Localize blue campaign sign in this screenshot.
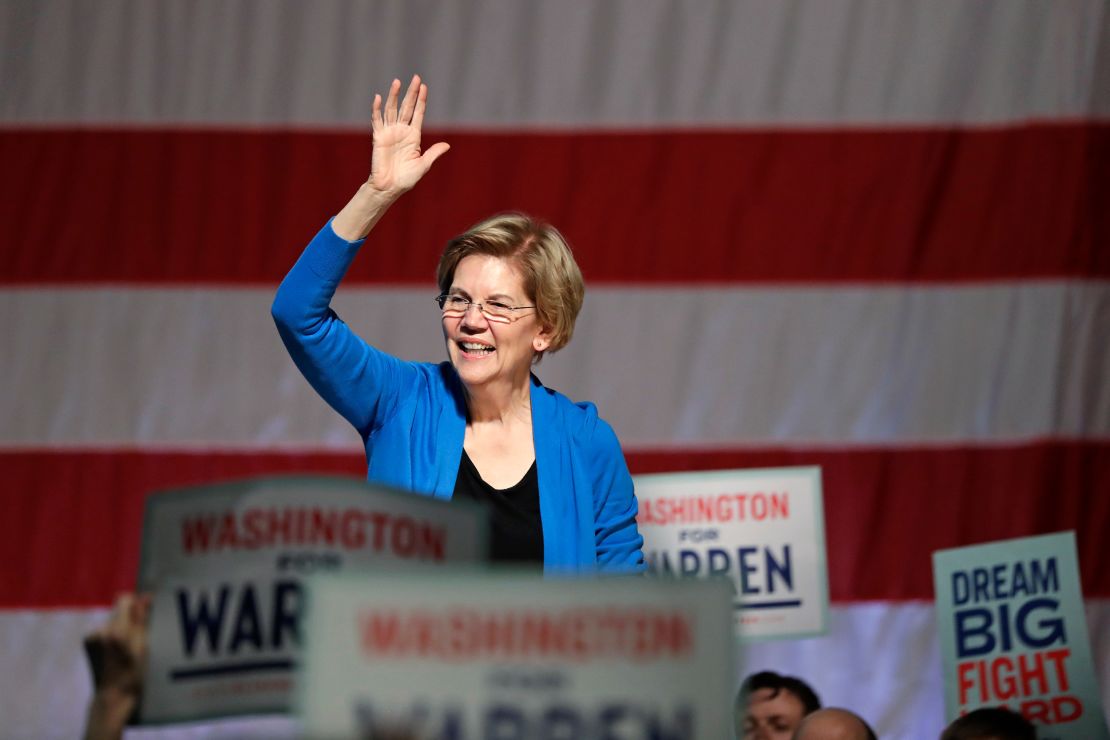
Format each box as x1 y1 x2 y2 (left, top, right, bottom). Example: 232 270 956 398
933 531 1109 739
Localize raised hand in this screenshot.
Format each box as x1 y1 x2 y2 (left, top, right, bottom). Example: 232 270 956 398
82 593 151 740
368 74 450 195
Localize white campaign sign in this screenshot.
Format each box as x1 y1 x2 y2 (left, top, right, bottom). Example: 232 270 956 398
298 572 735 739
635 466 828 641
136 476 485 725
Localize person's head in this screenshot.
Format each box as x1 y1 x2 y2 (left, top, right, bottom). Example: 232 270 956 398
939 707 1036 740
736 671 821 740
794 708 878 740
436 213 584 392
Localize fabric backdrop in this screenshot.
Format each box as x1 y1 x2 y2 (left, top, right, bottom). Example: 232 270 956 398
1 1 1108 737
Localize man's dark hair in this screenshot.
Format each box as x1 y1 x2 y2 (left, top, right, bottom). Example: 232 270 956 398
738 670 822 714
940 707 1036 740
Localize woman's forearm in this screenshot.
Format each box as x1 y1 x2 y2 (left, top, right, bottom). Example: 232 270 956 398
331 183 403 242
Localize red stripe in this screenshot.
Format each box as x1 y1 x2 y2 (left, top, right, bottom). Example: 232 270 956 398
1 124 1106 285
1 441 1106 607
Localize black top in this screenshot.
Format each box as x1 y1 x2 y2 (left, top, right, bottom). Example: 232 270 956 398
452 450 544 564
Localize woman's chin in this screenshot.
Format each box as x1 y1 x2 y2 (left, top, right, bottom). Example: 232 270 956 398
452 357 497 387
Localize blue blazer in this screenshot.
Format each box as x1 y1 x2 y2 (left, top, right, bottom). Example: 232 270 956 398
272 222 645 573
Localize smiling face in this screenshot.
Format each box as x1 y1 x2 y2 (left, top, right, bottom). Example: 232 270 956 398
441 254 551 394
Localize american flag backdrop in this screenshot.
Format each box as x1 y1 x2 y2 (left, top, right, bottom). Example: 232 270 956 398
1 1 1108 737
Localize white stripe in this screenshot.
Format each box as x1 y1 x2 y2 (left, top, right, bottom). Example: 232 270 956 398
1 0 1105 128
5 601 1108 739
2 281 1107 448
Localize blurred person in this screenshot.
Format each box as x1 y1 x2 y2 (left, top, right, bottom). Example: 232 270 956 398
939 707 1037 740
794 707 878 740
272 75 643 572
736 670 822 739
81 593 150 740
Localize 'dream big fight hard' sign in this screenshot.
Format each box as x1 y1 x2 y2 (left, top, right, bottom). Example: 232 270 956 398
933 532 1109 740
136 477 485 725
634 467 828 641
297 572 735 739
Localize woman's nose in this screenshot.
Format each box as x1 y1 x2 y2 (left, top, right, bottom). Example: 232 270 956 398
460 302 488 328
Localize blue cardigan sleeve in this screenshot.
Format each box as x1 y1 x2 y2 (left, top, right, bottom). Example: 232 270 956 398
271 221 419 439
585 415 646 573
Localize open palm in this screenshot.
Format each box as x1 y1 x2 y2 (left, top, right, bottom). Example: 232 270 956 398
369 75 450 193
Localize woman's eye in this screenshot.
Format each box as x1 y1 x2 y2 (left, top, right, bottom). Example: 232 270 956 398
447 296 469 307
487 301 511 311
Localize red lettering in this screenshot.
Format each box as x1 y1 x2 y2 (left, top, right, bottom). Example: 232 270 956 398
215 511 238 548
751 493 767 520
733 494 747 521
421 524 446 560
241 509 266 549
770 492 789 518
391 516 415 556
367 511 389 550
181 515 214 554
269 508 294 544
1021 699 1050 723
340 510 364 548
356 608 696 661
991 656 1018 700
957 662 976 705
1043 648 1070 692
359 611 401 655
309 508 338 546
1051 696 1082 722
1018 651 1049 695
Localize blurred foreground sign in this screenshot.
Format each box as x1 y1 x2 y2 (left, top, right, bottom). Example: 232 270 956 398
933 532 1109 739
298 572 735 739
136 476 484 725
635 466 828 641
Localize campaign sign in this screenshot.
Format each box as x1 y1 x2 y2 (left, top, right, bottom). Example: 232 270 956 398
634 466 828 641
136 476 485 725
933 531 1109 739
298 572 735 739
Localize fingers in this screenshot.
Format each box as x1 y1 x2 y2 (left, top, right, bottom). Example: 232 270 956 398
371 93 383 132
384 78 401 125
398 74 421 125
411 83 429 130
376 75 425 130
106 593 135 637
422 141 451 169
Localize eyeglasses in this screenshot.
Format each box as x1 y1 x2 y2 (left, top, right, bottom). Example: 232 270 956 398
435 294 535 324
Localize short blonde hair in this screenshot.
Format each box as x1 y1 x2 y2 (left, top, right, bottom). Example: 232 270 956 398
437 213 584 355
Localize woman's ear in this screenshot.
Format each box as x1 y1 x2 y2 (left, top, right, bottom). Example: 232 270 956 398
532 326 552 353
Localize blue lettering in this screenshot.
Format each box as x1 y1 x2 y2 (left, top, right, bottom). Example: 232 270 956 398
540 706 583 740
1031 557 1058 594
952 571 970 606
486 705 526 740
707 548 730 577
955 607 995 658
738 547 760 594
271 579 302 649
678 550 700 576
351 702 695 739
228 583 263 654
1015 597 1066 648
176 585 229 657
765 545 792 593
